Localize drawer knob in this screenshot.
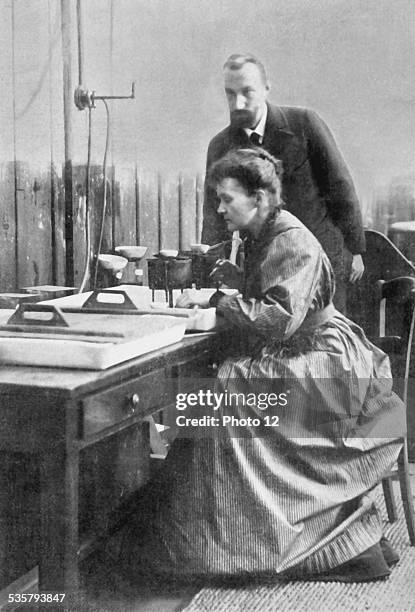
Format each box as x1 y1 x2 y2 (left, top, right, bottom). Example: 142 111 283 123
128 392 140 412
208 362 219 375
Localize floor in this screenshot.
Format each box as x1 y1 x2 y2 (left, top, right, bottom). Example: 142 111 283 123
77 464 415 612
79 551 199 612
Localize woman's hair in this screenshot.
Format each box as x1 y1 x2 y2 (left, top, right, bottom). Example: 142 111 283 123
208 148 283 207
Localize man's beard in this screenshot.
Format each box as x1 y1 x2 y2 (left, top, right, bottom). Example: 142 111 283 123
230 109 256 129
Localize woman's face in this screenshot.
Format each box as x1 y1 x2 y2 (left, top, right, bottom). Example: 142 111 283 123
216 178 257 232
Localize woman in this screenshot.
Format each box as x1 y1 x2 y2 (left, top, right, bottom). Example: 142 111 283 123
122 148 404 582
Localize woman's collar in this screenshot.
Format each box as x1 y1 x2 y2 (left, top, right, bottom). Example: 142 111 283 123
245 209 279 245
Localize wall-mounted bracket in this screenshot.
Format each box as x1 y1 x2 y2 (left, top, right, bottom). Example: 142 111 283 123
74 82 135 110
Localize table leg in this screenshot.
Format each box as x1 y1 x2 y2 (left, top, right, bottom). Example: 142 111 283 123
39 441 80 597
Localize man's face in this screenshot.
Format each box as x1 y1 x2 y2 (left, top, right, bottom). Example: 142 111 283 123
224 63 269 129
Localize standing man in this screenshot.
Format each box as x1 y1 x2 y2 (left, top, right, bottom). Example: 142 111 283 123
202 53 365 311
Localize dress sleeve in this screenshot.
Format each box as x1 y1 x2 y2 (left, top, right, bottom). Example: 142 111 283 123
215 228 324 340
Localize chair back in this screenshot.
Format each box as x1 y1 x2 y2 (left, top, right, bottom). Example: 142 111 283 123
348 229 415 337
375 277 415 406
377 276 415 545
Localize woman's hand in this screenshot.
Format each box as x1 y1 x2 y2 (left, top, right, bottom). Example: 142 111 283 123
175 289 210 309
210 259 243 290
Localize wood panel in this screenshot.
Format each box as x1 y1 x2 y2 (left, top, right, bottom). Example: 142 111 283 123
90 164 113 259
113 165 137 248
71 164 111 290
72 164 88 288
51 164 66 286
48 0 66 286
179 174 198 251
111 165 138 284
0 161 16 291
159 174 179 251
66 166 205 291
13 0 54 289
0 1 16 291
137 170 159 281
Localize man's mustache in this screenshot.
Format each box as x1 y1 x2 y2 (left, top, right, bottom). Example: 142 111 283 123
230 109 255 126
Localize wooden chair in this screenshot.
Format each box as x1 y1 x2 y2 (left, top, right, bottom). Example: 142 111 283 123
373 276 415 545
348 229 415 462
348 230 415 544
347 229 415 339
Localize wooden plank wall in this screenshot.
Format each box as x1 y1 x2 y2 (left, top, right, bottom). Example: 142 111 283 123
71 165 203 288
0 1 204 295
0 0 413 296
0 160 204 293
0 0 63 293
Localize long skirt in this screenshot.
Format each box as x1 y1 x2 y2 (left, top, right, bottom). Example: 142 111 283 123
121 314 404 578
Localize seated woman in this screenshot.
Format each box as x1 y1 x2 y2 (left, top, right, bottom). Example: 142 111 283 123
120 148 404 583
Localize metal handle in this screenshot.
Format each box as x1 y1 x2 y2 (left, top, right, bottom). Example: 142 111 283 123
82 289 137 311
6 303 69 327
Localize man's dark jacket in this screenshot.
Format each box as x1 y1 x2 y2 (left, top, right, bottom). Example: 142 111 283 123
201 103 365 287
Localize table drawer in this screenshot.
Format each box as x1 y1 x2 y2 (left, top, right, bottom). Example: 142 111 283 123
177 354 219 395
81 368 175 437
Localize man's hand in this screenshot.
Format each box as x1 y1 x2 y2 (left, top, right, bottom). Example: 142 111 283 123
210 259 243 289
349 254 364 283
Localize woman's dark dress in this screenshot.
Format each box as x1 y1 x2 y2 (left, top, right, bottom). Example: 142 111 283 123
122 211 404 578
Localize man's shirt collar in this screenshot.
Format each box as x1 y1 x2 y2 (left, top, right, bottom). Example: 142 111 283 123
245 104 268 144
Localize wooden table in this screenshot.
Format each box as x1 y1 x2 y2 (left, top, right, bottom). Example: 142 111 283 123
4 230 413 600
0 332 222 599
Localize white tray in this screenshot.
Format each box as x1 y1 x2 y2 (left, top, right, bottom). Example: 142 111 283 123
40 285 237 331
0 310 186 370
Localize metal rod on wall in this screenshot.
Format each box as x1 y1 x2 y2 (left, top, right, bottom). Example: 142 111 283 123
60 0 74 286
11 0 19 286
178 173 183 251
157 173 162 251
76 0 84 86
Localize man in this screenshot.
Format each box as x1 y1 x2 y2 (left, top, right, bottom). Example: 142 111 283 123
202 53 365 311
